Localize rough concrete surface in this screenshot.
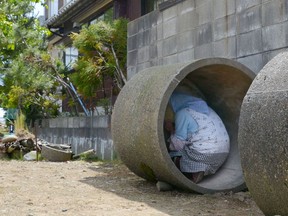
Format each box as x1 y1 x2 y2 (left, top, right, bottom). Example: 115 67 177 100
239 52 288 216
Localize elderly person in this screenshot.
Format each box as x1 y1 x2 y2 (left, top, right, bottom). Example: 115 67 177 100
165 91 230 183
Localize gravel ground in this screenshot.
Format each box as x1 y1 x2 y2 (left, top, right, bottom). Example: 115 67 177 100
0 160 264 216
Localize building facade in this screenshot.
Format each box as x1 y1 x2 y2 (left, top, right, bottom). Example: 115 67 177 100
44 0 180 69
43 0 171 114
39 0 171 158
127 0 288 79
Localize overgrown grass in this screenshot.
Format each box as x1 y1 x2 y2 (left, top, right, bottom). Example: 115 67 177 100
14 111 28 134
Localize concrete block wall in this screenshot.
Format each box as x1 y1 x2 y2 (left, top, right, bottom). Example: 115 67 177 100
37 116 114 161
127 0 288 79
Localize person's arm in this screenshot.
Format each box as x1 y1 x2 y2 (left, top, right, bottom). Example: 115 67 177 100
169 109 198 151
169 135 186 151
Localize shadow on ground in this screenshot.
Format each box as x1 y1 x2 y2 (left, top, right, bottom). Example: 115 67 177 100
79 161 263 216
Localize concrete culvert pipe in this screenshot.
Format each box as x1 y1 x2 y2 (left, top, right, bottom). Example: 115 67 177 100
238 52 288 215
112 58 255 194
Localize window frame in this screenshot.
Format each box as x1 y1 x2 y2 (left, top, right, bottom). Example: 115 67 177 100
48 0 59 18
64 46 78 69
158 0 185 11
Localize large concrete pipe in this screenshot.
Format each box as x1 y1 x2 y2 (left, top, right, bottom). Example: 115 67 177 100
238 52 288 215
112 58 255 194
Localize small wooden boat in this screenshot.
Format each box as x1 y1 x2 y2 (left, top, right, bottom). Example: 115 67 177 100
41 144 72 162
2 134 18 143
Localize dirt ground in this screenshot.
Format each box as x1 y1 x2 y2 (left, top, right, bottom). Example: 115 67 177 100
0 160 264 216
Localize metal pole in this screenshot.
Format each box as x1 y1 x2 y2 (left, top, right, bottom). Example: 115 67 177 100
68 81 90 116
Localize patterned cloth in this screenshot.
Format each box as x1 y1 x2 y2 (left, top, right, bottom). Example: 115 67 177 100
169 107 230 175
180 147 228 175
184 108 230 154
169 108 230 154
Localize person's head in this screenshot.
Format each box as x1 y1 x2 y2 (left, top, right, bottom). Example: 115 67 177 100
164 120 174 133
165 104 174 121
164 104 175 133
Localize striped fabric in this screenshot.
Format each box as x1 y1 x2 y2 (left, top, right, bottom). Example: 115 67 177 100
180 146 228 175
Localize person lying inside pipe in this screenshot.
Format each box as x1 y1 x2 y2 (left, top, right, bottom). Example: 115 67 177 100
164 91 230 183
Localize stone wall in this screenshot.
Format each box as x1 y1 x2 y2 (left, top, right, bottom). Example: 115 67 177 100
36 116 114 161
127 0 288 79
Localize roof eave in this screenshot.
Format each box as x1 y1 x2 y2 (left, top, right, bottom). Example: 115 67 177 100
44 0 96 27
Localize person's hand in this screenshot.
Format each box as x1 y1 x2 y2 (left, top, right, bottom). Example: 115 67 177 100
164 121 175 133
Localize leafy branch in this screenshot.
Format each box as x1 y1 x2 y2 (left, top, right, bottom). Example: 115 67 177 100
70 18 128 98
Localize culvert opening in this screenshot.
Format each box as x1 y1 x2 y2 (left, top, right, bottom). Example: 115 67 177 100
164 78 230 185
112 58 255 194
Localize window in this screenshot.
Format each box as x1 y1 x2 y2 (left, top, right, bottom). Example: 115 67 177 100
48 0 58 18
140 0 184 14
64 47 78 69
64 0 73 4
90 7 113 25
141 0 158 15
158 0 184 11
